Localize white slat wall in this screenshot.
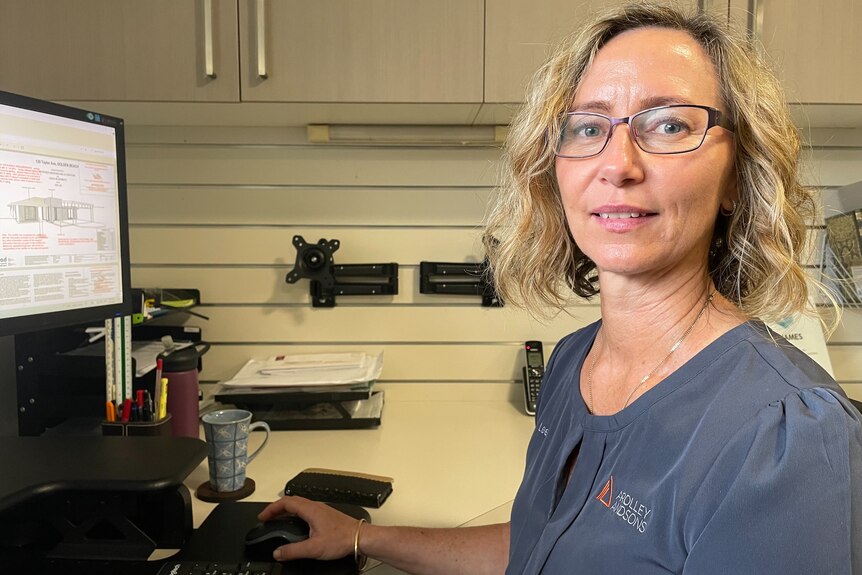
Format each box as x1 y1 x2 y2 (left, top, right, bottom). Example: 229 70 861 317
126 125 862 399
127 126 591 388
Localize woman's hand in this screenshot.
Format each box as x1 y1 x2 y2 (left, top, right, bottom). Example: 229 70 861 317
257 495 360 562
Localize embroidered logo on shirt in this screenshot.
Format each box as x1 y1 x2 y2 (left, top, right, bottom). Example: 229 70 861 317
597 476 652 534
596 476 613 507
536 421 550 437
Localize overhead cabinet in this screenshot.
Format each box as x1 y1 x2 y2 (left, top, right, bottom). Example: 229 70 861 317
733 0 862 104
2 0 857 109
0 0 241 102
0 0 483 105
238 0 484 103
484 0 721 104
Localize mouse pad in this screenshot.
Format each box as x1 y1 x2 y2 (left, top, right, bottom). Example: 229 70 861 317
179 501 370 575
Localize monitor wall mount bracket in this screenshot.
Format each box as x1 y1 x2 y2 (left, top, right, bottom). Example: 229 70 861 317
285 235 398 307
419 259 502 307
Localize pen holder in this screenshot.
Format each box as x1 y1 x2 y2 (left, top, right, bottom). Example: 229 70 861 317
102 414 173 437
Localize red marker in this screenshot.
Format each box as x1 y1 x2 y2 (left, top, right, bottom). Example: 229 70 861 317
121 398 132 422
155 358 163 386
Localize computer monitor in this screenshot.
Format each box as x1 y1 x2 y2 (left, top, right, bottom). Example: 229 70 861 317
0 91 132 435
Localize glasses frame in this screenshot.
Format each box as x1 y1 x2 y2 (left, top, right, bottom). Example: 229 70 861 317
554 104 735 159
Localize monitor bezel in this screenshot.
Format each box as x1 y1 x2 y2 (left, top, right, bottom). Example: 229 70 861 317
0 90 132 337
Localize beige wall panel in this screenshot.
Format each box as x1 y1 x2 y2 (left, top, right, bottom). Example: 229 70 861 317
828 346 862 382
131 266 494 306
130 227 487 265
126 126 310 145
840 383 862 402
190 306 598 344
124 142 851 190
126 145 502 187
805 149 862 188
128 186 491 225
199 343 561 383
826 308 862 344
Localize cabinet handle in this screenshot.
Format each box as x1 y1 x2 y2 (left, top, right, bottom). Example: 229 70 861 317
747 0 764 39
256 0 268 79
203 0 217 78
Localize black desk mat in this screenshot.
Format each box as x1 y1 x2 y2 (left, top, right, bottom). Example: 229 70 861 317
180 501 369 575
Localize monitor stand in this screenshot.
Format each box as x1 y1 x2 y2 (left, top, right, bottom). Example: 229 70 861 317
0 436 206 569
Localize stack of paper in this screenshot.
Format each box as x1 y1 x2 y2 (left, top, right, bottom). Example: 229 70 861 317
221 352 383 390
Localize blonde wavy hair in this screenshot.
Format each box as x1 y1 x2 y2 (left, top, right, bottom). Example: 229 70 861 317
485 2 832 325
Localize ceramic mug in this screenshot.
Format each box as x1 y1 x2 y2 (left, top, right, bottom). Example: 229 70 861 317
201 409 270 492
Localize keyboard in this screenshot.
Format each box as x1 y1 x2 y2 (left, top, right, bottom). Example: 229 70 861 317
156 560 282 575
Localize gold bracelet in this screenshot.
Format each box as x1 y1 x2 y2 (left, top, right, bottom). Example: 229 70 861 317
354 518 368 571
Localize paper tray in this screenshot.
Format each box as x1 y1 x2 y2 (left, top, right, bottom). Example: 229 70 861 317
213 382 373 407
242 391 385 431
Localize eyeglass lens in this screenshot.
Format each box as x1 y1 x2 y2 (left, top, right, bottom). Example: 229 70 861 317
556 105 714 158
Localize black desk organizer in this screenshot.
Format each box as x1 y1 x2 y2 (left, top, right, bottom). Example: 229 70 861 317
0 436 206 574
14 322 203 436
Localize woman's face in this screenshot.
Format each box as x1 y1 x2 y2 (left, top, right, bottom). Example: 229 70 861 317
555 27 736 283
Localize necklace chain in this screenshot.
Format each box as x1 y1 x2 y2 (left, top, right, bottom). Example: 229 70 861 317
587 291 715 414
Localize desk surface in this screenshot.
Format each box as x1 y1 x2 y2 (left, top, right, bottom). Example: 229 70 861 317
188 383 535 573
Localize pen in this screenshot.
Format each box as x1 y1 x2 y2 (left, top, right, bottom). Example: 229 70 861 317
143 391 153 422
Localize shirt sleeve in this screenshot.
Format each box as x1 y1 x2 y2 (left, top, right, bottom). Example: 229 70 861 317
682 387 862 575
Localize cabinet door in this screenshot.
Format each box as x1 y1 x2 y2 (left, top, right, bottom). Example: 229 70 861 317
755 0 862 104
238 0 484 103
485 0 717 104
0 0 239 102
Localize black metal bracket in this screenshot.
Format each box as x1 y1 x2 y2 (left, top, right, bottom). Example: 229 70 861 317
285 235 398 307
419 259 502 307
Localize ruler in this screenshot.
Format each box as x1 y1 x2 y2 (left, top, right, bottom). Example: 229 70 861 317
105 318 114 404
113 315 133 401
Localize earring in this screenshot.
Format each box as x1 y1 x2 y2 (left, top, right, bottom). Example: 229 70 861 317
720 200 736 217
709 235 725 258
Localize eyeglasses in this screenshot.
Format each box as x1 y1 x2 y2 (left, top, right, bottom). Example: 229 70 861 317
554 104 735 159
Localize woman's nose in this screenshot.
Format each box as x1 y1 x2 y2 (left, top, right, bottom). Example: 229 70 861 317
598 124 645 187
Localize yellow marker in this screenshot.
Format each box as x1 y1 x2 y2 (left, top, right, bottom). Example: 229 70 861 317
158 377 169 420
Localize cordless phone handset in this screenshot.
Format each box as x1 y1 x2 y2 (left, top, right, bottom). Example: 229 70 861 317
522 341 545 416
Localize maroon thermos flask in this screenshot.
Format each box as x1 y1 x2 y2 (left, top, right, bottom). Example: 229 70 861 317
160 343 210 438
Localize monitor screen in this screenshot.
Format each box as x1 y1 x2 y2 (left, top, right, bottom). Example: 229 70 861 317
0 91 131 336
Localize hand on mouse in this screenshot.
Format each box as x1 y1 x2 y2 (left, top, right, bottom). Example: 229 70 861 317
258 495 361 562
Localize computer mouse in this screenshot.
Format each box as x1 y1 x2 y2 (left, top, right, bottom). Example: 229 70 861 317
244 516 310 560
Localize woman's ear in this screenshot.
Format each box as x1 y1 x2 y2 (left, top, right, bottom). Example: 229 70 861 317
720 172 739 214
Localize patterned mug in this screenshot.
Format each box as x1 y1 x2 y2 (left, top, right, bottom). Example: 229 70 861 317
201 409 270 492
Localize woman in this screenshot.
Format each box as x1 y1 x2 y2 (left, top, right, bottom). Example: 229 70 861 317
259 3 862 573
